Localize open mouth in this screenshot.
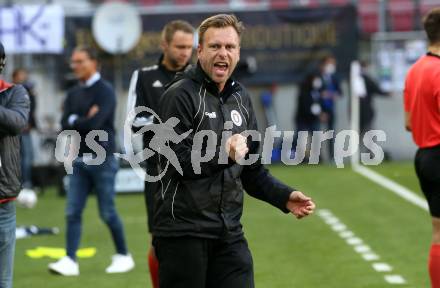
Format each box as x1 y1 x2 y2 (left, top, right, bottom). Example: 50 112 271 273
213 62 229 73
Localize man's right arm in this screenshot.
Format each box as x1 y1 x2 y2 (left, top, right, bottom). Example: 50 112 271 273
127 70 154 132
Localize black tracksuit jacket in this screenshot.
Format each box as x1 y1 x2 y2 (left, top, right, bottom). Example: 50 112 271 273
154 63 294 238
127 57 189 231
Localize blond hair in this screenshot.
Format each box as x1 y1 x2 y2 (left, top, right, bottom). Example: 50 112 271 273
198 14 244 44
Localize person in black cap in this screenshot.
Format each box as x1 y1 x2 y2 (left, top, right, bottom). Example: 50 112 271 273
0 42 30 288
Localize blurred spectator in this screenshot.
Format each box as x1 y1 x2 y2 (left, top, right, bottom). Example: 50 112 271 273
294 74 322 162
48 46 134 276
359 61 390 135
318 55 342 160
295 74 322 137
12 68 37 190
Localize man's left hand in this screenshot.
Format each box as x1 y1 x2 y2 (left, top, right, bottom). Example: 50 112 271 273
286 191 315 219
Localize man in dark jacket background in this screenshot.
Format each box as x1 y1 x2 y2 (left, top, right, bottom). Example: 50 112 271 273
0 42 30 288
358 60 390 135
153 14 316 288
126 20 194 288
318 55 342 161
49 46 134 276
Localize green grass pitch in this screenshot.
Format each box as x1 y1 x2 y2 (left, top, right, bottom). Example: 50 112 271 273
14 162 430 287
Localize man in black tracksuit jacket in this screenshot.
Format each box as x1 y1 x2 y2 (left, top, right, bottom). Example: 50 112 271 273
126 20 194 288
153 14 315 288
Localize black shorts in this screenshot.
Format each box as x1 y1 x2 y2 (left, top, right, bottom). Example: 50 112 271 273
415 145 440 217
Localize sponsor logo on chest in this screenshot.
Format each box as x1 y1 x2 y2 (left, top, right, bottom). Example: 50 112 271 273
152 80 163 88
205 111 217 119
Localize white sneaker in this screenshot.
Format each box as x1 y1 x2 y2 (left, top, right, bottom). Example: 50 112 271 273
105 254 135 273
48 256 79 276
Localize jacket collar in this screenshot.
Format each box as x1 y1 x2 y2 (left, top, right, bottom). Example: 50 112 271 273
427 51 440 60
158 54 190 74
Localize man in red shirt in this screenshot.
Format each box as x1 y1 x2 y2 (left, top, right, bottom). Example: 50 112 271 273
404 8 440 288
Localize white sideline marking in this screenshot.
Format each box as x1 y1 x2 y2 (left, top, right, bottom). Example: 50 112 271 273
373 263 393 272
318 209 407 285
385 275 407 284
331 223 347 232
362 253 380 261
339 231 354 238
346 237 363 245
353 165 428 211
325 217 340 225
354 245 371 253
318 209 332 217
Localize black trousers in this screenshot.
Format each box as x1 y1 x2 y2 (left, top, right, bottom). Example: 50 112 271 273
154 234 254 288
415 145 440 217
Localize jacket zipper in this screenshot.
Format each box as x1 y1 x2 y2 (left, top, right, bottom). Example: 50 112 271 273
218 96 227 232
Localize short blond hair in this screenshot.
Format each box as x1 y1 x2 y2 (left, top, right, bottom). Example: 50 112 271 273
198 14 244 45
161 20 194 44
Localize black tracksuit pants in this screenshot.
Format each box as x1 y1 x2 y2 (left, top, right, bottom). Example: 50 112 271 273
154 234 254 288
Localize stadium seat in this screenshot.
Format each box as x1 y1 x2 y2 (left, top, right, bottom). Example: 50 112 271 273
173 0 194 5
243 0 263 4
207 0 228 4
138 0 161 6
298 0 320 7
328 0 350 5
389 0 414 31
359 0 379 34
269 0 289 9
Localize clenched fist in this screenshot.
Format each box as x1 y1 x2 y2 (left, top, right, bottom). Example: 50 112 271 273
225 134 249 162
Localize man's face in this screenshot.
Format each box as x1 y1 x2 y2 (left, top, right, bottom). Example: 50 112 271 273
322 57 337 75
70 51 97 81
197 26 240 89
162 30 194 70
13 70 27 84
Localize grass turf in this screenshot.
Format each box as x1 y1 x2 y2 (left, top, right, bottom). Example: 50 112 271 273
14 162 430 287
